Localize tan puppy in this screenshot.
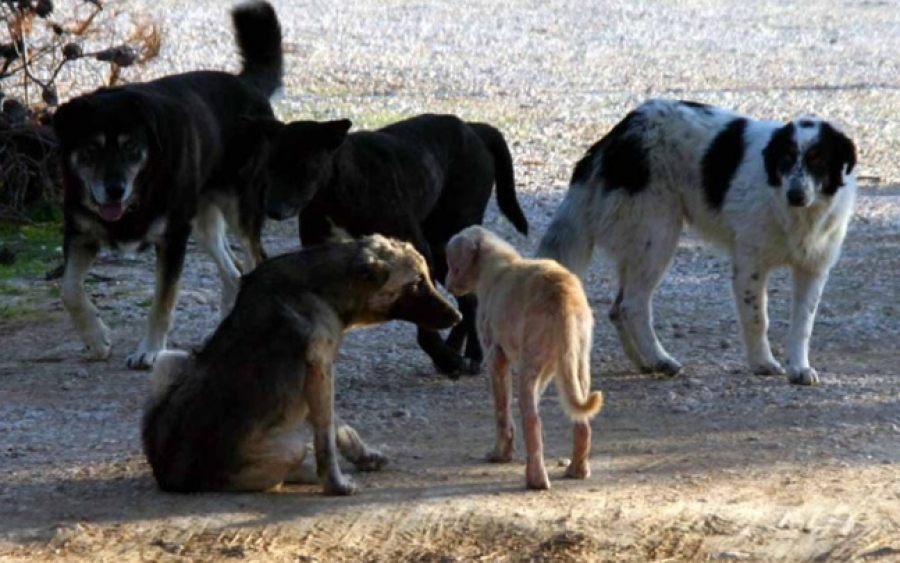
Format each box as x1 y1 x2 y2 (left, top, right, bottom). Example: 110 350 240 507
446 226 603 490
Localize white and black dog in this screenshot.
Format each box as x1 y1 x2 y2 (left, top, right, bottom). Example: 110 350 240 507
537 99 857 385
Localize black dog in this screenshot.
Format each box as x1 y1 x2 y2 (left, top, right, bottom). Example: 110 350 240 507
260 114 529 377
53 1 282 369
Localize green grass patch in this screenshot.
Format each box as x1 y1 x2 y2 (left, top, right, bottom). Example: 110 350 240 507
0 220 64 280
350 110 414 130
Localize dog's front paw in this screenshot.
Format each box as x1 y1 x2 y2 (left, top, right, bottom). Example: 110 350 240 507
787 367 819 386
352 450 389 472
126 341 164 370
642 358 683 377
564 460 591 480
752 361 786 376
434 355 482 380
526 462 551 491
486 446 514 463
82 317 112 359
323 475 357 496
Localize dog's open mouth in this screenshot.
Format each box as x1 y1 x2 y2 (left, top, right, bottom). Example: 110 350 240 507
98 202 127 222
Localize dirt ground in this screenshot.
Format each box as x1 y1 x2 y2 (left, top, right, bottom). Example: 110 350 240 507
2 0 900 561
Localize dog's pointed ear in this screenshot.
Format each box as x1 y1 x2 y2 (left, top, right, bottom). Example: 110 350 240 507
762 123 797 187
51 97 88 146
241 115 285 141
320 119 352 151
821 122 857 187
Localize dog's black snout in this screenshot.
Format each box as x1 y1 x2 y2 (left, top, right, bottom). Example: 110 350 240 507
106 182 127 202
786 189 807 207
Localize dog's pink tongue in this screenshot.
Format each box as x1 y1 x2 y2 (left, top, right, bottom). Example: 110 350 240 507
99 203 125 222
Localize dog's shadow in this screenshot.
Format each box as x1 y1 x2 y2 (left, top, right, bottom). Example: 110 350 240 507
1 466 528 541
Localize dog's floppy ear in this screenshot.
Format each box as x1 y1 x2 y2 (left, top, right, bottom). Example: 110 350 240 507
820 122 857 189
349 250 392 290
320 119 352 151
762 123 797 187
451 230 481 275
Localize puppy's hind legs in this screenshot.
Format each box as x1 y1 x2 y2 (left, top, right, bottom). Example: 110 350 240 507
518 366 550 490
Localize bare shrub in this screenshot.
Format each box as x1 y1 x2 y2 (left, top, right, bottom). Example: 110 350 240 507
0 0 163 221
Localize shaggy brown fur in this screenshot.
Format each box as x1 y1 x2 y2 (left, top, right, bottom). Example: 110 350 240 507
142 234 462 494
446 226 603 490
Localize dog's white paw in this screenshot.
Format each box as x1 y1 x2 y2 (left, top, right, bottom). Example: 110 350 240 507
564 460 591 480
787 367 819 386
526 462 551 490
752 361 786 376
126 341 164 370
81 317 112 359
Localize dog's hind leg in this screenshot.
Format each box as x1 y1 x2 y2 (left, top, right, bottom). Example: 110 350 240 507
608 286 646 369
784 267 828 386
61 237 111 359
335 420 389 472
519 362 551 490
609 216 683 377
230 426 308 492
281 419 388 484
194 204 243 317
127 228 190 370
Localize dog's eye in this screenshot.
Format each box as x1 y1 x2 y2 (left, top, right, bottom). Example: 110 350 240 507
121 139 140 156
780 151 797 170
806 150 824 168
80 144 101 162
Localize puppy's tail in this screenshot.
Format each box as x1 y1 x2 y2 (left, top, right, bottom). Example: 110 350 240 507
535 183 595 278
469 122 529 236
555 315 603 421
232 1 284 98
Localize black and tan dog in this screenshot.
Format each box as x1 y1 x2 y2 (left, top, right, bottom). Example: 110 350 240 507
142 234 462 493
259 114 529 377
52 1 282 369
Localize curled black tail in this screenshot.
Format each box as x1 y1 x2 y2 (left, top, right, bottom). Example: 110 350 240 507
469 122 529 235
232 1 283 98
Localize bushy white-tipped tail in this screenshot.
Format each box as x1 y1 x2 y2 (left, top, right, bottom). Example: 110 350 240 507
535 184 595 277
149 350 192 403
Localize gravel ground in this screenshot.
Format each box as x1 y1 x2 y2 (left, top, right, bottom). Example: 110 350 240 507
2 1 900 561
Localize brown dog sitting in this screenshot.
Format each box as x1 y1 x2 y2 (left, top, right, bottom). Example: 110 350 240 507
446 226 603 490
142 234 462 494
